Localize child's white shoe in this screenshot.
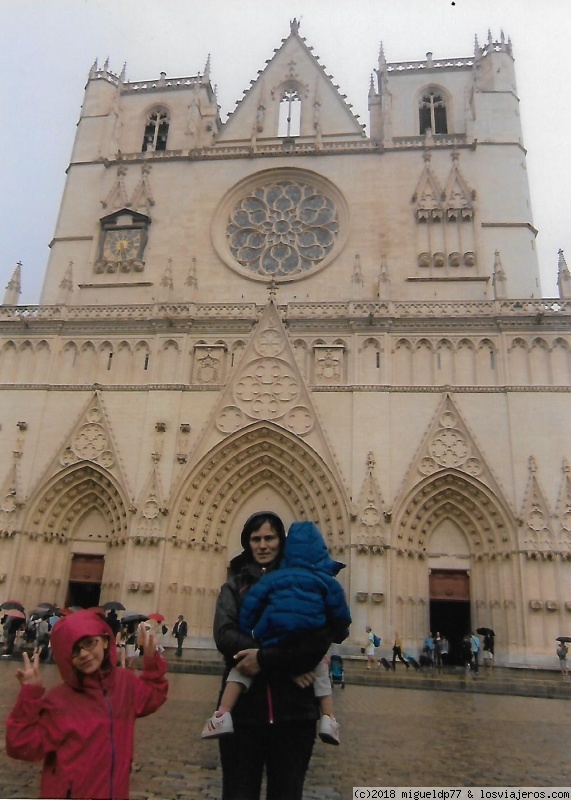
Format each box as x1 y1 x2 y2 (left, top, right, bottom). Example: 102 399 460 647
201 710 234 739
318 714 340 745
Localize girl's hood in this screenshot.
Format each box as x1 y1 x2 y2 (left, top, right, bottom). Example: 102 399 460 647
281 521 345 575
50 609 117 688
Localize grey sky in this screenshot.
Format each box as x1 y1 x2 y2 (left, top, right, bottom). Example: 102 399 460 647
2 0 570 302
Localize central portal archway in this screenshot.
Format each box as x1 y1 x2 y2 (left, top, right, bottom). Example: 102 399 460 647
429 568 470 665
166 421 351 637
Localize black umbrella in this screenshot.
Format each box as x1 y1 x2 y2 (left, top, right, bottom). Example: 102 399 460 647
0 600 25 612
476 627 495 636
120 612 149 624
102 601 125 611
556 636 571 643
32 606 55 618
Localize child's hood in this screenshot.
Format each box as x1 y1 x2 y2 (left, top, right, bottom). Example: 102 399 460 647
50 609 117 688
281 521 345 575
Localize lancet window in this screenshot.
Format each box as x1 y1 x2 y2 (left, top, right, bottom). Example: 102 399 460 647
142 109 170 152
278 89 302 137
419 91 448 135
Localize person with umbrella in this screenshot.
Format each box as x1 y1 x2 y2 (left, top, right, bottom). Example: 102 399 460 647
2 609 26 658
477 627 495 669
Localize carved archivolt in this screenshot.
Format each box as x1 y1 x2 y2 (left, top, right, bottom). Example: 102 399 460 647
170 421 349 554
394 471 514 557
23 464 129 544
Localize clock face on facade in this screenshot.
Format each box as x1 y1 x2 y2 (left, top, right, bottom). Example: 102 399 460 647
103 228 142 261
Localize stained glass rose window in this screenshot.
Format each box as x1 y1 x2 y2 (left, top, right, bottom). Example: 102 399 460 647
221 176 343 281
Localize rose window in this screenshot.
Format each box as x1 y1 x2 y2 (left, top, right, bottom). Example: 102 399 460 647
227 181 340 279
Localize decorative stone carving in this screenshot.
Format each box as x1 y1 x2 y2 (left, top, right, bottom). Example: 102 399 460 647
356 592 368 603
529 600 543 610
314 345 344 384
192 345 225 384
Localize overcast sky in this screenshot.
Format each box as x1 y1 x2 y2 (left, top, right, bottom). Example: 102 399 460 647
2 0 570 302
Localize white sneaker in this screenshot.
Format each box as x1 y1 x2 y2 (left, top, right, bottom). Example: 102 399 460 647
318 714 340 745
201 711 234 739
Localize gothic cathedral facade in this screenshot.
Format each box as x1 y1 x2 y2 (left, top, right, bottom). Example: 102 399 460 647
1 23 570 667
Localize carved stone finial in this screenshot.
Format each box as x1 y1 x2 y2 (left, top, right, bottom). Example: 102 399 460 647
492 250 507 299
160 258 174 289
352 254 364 287
3 262 22 306
267 279 278 301
185 256 198 289
367 451 376 472
290 18 300 35
529 455 537 473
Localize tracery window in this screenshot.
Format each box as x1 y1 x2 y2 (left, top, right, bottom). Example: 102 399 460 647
419 92 448 135
227 180 339 279
142 109 170 152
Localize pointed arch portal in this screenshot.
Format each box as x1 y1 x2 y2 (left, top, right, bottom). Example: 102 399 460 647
394 469 516 664
172 421 350 557
20 464 130 609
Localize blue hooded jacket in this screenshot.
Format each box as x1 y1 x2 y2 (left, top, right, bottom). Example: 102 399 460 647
239 521 351 646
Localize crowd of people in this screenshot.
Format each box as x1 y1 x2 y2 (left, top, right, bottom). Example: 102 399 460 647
362 628 496 673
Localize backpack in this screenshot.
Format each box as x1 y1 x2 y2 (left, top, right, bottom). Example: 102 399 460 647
372 633 381 647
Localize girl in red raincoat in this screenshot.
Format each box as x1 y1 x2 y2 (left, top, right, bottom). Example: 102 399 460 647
5 609 168 799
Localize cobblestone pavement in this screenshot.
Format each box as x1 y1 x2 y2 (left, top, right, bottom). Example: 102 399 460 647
0 663 570 799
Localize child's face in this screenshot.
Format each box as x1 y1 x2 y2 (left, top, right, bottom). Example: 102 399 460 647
71 635 109 674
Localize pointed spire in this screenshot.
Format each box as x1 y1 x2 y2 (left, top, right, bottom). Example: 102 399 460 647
369 73 376 97
160 258 174 290
103 57 110 72
492 250 507 299
3 262 22 306
119 62 126 83
89 58 98 79
185 257 198 290
377 255 390 300
557 248 571 299
204 54 211 81
379 42 386 67
352 254 364 288
474 34 480 58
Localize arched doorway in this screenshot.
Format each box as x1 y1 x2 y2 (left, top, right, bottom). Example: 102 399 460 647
19 464 130 609
429 568 470 665
393 470 518 663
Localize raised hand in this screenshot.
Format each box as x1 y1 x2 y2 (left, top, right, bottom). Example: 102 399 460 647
141 628 156 658
15 651 43 687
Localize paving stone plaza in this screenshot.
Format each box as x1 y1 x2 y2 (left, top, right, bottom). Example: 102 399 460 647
1 661 570 799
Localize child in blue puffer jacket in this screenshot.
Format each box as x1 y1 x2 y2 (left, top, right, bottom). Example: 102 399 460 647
202 520 351 745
